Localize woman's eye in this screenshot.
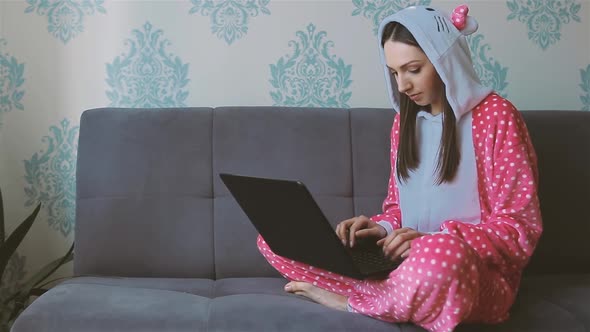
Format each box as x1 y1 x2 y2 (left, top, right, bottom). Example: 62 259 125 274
409 68 421 74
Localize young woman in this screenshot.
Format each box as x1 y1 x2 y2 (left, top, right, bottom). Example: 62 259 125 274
257 5 542 331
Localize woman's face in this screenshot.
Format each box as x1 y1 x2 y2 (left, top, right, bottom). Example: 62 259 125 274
383 40 444 114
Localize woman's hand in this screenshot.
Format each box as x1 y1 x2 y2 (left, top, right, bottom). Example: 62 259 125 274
376 227 426 261
335 215 387 248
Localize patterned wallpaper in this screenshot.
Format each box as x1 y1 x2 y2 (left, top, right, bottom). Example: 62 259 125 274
0 0 588 308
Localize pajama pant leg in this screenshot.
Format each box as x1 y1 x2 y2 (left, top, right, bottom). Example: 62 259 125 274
257 235 359 296
348 233 514 332
257 233 513 332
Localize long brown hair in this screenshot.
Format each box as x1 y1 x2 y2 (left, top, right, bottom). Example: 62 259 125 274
381 22 460 185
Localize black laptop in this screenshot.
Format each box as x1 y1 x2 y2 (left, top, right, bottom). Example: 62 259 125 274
219 173 399 279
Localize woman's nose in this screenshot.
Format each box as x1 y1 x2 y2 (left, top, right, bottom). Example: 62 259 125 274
396 75 411 93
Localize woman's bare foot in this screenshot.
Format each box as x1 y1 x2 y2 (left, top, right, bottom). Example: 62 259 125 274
284 281 348 311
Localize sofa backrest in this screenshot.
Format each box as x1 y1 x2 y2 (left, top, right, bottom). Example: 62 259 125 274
520 111 590 275
74 108 589 278
74 107 394 278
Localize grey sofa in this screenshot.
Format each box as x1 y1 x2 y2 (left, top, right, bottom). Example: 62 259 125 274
12 107 590 332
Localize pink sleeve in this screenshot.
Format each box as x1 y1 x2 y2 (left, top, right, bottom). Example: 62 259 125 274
441 95 543 271
370 114 402 231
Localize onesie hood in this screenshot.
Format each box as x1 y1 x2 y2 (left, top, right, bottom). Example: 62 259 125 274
377 5 492 120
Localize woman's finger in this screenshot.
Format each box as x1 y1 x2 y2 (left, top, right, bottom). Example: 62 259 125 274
400 247 411 259
349 217 372 248
384 239 408 261
336 218 355 245
391 240 411 260
354 227 381 240
336 222 346 239
382 229 412 258
377 227 409 246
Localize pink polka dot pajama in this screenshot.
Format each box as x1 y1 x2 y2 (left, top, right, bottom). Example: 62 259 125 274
257 93 542 332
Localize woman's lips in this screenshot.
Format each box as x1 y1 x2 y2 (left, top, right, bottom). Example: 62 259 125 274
409 93 421 101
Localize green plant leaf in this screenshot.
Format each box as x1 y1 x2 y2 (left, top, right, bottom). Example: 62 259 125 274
0 203 40 282
37 243 74 288
3 242 73 307
0 187 4 245
6 295 26 326
0 243 74 319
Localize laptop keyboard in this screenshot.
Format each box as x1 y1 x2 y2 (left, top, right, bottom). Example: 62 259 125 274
349 246 399 274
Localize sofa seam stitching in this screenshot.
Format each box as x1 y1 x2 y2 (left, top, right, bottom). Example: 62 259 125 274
211 107 216 281
55 282 208 297
206 281 216 332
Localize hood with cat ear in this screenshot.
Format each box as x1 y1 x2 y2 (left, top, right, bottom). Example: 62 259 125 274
377 5 492 120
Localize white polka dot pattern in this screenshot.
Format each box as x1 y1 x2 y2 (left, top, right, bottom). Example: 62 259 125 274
442 93 543 276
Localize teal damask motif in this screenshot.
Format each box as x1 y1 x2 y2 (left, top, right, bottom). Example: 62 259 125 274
24 118 78 237
24 0 106 44
581 65 590 111
106 22 190 108
189 0 270 45
467 34 509 97
506 0 581 50
351 0 431 35
269 24 352 108
0 39 25 125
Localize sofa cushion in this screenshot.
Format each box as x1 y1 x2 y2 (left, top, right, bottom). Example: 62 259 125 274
75 108 216 278
11 283 211 332
62 276 216 297
207 294 405 332
12 277 402 332
13 275 590 332
212 107 355 278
